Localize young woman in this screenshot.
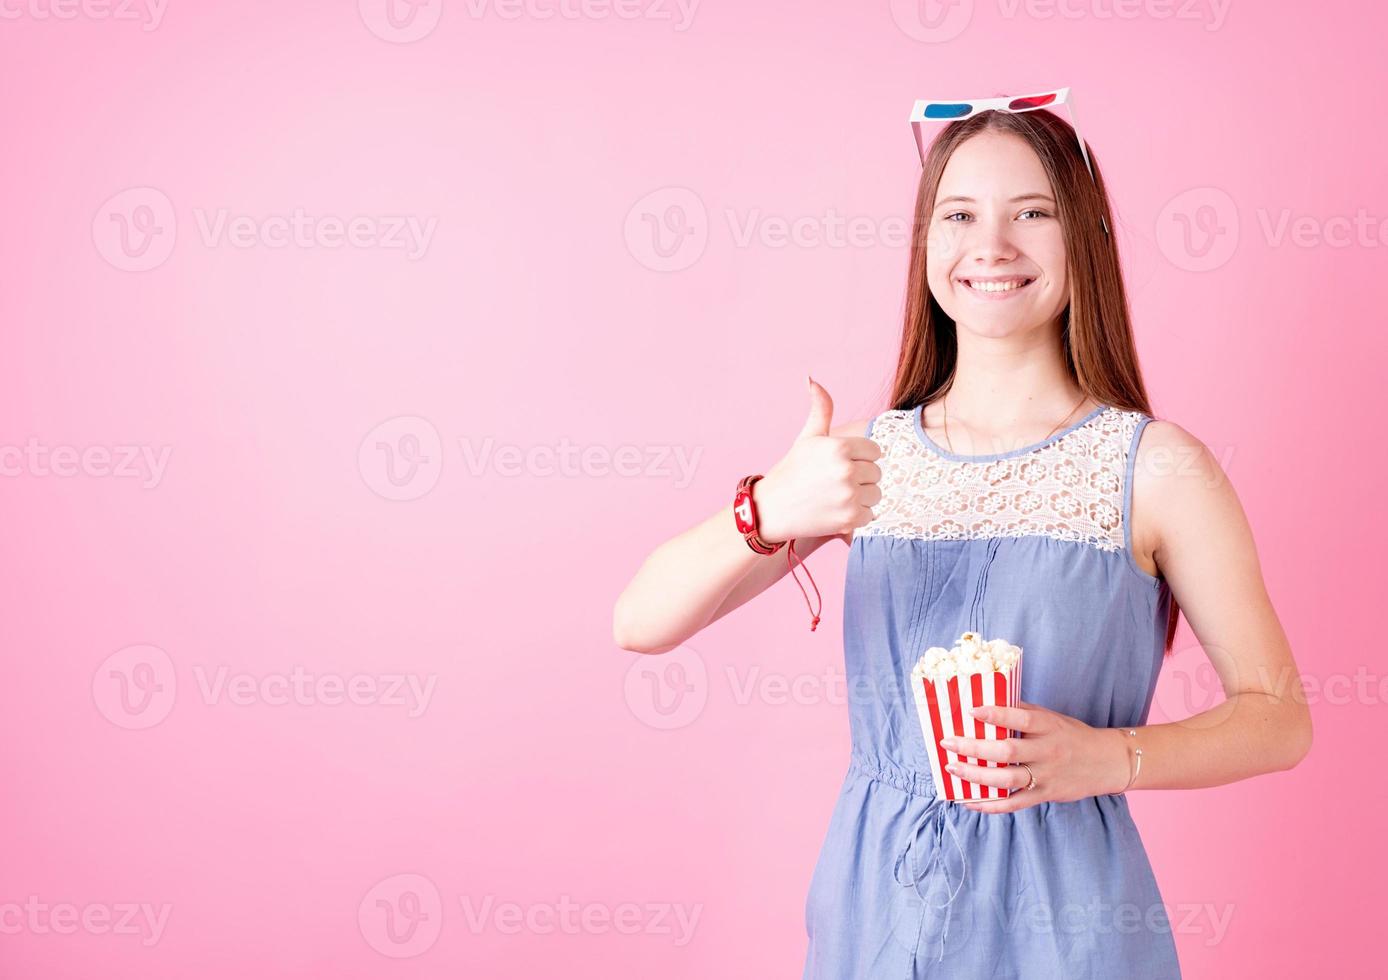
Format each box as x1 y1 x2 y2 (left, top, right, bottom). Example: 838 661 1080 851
613 101 1312 979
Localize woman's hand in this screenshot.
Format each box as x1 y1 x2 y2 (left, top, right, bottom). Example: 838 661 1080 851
754 377 884 544
938 701 1131 813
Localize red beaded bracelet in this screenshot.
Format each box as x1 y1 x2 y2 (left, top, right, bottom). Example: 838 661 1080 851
734 474 823 631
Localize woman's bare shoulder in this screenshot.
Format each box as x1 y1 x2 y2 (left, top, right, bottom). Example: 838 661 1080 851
1135 418 1231 491
1132 417 1245 571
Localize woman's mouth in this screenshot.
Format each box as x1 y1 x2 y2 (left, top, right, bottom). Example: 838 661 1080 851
959 277 1036 300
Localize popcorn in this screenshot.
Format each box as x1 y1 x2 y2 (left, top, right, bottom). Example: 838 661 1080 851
909 632 1024 801
911 632 1021 683
918 645 956 681
957 630 984 660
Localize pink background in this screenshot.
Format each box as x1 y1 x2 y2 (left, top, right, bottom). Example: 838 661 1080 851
0 1 1380 977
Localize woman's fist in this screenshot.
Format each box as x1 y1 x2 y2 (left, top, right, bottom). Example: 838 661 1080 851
754 377 884 544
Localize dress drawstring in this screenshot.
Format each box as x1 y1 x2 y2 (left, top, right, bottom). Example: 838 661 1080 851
892 797 967 975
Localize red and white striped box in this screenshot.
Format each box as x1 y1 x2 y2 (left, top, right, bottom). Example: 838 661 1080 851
910 633 1024 802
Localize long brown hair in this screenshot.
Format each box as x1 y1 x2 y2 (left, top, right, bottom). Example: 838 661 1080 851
887 105 1181 653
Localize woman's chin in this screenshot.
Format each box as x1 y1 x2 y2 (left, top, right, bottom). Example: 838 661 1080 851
950 315 1043 341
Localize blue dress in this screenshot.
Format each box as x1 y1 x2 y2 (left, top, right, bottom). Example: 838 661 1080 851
801 403 1182 980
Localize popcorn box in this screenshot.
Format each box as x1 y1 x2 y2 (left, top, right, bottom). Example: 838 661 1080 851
910 632 1024 802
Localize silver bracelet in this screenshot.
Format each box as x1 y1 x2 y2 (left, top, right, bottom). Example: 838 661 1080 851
1119 728 1143 793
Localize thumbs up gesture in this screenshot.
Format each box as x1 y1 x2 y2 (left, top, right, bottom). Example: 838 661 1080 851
753 377 884 545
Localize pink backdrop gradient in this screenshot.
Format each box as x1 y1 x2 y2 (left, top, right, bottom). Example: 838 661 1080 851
0 2 1381 977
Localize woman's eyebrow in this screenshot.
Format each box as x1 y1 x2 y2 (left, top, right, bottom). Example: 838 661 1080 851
934 194 1056 206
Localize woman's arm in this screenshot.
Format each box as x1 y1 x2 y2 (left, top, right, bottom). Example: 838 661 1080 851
610 510 846 656
1108 420 1314 789
613 380 881 655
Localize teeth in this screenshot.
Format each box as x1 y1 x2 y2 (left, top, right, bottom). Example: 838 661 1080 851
965 279 1031 293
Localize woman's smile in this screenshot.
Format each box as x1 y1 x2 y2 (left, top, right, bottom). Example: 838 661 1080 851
957 275 1038 300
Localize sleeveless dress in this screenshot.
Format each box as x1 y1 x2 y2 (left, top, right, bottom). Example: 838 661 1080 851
801 402 1181 980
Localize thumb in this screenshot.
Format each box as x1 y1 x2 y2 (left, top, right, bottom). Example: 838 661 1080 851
799 375 834 439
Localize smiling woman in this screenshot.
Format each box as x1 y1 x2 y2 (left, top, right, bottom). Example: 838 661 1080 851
613 90 1312 980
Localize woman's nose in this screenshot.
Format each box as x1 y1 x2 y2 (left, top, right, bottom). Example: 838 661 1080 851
967 219 1018 261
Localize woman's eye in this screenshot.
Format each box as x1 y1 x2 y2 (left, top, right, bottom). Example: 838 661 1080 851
942 212 969 222
1019 208 1049 220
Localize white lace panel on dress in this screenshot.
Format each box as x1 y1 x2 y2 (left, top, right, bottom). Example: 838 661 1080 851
855 407 1146 553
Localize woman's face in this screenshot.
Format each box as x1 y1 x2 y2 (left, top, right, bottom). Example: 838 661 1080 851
925 130 1070 340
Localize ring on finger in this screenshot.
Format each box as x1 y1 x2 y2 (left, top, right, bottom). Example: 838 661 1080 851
1017 762 1038 793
